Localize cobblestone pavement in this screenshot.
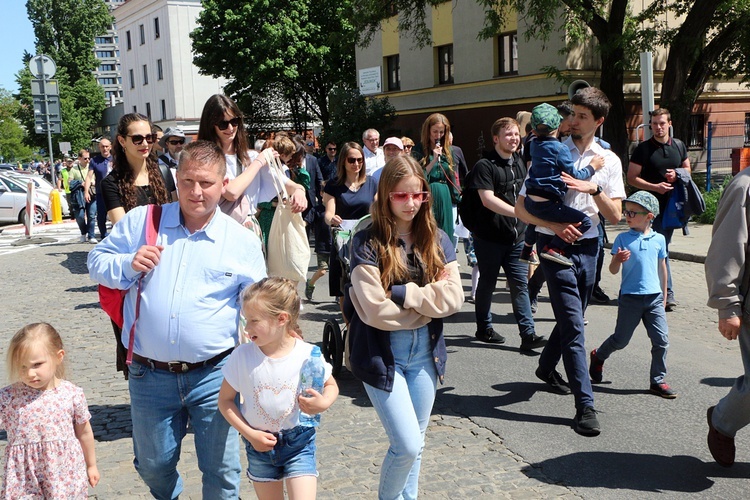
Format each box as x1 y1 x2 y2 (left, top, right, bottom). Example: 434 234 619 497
0 239 583 499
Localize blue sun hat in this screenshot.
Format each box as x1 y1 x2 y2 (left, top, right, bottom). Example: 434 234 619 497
624 190 659 217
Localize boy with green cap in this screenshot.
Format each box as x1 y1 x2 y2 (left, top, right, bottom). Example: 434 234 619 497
521 103 604 266
589 190 676 398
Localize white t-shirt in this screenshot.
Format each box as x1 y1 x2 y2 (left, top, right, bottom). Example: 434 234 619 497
222 339 333 433
225 153 288 213
520 137 625 239
363 146 384 177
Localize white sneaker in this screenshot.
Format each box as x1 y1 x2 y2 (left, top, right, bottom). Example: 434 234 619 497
88 238 98 244
79 235 87 243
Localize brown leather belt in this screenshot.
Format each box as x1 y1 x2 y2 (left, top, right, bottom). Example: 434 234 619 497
131 348 233 373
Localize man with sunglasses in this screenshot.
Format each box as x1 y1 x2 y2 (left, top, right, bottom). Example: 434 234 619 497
158 127 191 170
319 141 338 183
627 108 691 312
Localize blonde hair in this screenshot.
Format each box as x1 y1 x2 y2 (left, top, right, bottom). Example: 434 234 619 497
7 323 65 381
370 155 445 290
241 277 301 333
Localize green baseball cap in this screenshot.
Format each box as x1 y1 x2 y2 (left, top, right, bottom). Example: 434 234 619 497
531 103 562 132
624 190 660 217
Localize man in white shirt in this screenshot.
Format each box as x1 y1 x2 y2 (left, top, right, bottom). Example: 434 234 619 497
516 87 625 437
362 128 385 177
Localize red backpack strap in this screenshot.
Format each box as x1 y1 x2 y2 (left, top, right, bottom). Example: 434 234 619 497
126 204 163 365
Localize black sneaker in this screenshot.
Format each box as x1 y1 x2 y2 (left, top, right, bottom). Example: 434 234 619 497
590 286 610 304
574 406 601 436
475 327 506 344
589 349 604 383
666 291 677 312
520 334 547 351
535 366 572 395
649 382 677 399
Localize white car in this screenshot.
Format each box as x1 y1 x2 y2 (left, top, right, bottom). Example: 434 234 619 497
8 173 70 217
0 175 49 225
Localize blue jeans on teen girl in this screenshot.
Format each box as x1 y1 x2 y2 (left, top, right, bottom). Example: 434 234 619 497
363 325 438 500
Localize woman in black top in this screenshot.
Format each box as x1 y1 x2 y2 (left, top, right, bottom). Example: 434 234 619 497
100 113 176 226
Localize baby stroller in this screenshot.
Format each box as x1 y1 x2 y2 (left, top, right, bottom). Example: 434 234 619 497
322 215 372 376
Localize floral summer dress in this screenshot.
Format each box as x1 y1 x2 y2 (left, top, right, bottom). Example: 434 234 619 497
0 380 91 499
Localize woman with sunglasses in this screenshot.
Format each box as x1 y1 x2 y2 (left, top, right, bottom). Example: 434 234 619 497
346 155 463 500
411 114 462 241
197 95 306 227
101 113 177 226
322 142 378 303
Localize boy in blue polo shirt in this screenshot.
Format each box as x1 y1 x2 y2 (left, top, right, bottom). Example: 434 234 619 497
589 190 676 398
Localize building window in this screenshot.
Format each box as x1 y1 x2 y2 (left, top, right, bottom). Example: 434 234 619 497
99 63 116 72
95 36 113 44
386 55 400 91
129 69 134 89
126 30 131 50
161 99 167 121
133 106 137 113
157 59 163 80
437 45 454 85
687 114 705 150
98 77 117 85
498 32 518 76
105 91 118 100
744 113 750 147
145 102 151 120
95 50 115 58
142 65 148 85
139 24 145 45
154 17 160 39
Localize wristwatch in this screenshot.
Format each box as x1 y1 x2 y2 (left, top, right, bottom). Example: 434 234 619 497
592 184 603 197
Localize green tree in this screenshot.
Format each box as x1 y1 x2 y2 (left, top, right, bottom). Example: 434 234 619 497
0 88 34 162
353 0 750 162
322 85 397 147
191 0 359 132
19 0 111 153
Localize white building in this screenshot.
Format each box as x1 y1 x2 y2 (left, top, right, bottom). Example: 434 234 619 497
114 0 226 134
94 0 126 106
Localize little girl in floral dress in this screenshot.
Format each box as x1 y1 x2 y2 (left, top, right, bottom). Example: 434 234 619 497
0 322 99 498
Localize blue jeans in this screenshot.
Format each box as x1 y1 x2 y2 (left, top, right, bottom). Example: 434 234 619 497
713 318 750 437
363 326 437 500
243 425 317 481
652 214 674 292
74 199 96 239
473 236 535 338
537 233 597 410
128 357 241 500
596 293 669 384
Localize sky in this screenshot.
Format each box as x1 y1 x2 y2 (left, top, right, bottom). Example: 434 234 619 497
0 2 36 94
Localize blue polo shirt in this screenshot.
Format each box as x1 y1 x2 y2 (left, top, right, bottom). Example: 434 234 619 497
89 154 112 200
611 229 667 295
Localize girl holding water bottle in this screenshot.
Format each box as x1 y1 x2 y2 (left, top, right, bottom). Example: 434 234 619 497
218 277 339 499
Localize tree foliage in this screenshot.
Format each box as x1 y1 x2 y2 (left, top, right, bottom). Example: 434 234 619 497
191 0 359 133
18 0 111 154
0 88 33 162
353 0 750 162
321 85 397 147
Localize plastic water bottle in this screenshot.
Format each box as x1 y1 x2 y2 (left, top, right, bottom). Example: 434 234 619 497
298 346 325 426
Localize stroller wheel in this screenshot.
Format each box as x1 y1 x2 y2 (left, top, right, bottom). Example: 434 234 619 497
322 319 343 376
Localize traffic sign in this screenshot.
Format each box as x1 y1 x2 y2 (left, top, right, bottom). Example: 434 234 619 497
35 122 62 135
31 79 59 96
29 55 56 79
33 96 61 119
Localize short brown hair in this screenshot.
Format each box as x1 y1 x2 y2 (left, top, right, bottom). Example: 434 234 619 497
178 140 227 177
650 108 671 121
491 118 520 137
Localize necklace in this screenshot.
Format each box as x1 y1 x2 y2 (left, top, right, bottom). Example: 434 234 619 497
397 231 411 236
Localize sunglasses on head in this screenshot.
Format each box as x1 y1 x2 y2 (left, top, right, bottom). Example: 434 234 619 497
346 157 364 164
167 138 186 145
216 117 241 130
128 134 157 145
623 209 649 218
389 191 429 203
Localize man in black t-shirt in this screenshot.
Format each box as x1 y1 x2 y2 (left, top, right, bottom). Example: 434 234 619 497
466 117 546 351
627 108 691 311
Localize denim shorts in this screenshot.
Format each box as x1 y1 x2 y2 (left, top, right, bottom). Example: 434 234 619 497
244 425 318 482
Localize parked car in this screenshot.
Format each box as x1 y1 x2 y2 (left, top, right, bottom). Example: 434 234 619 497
0 175 48 225
0 164 18 171
8 173 70 217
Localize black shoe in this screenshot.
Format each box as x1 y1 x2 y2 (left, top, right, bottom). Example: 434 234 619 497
589 349 604 383
535 366 572 395
475 327 506 344
520 334 547 351
574 406 601 436
649 382 677 399
590 286 610 304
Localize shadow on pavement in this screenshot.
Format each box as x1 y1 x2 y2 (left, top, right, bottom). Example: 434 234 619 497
525 451 750 493
66 284 98 293
700 376 736 388
47 250 89 275
89 404 133 442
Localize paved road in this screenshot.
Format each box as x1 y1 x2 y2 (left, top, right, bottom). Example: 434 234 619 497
0 226 746 499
